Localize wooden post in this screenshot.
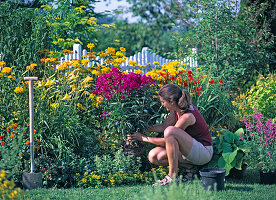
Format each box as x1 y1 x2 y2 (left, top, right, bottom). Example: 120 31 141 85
23 77 38 173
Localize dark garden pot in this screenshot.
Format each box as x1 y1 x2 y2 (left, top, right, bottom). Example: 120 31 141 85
259 170 276 185
199 168 226 191
228 164 247 179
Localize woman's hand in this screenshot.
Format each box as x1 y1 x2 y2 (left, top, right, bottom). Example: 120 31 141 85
130 132 146 142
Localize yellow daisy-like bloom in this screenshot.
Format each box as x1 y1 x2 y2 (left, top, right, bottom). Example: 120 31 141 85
26 63 37 71
135 70 143 75
203 75 207 77
81 59 90 66
87 43 95 49
8 75 16 80
128 60 137 67
0 61 6 67
115 58 125 64
1 67 12 73
61 94 71 101
116 51 124 57
105 47 116 55
96 96 104 103
120 47 126 52
101 67 110 75
92 70 101 76
196 68 200 71
153 61 159 65
0 73 3 77
14 86 24 93
58 64 67 71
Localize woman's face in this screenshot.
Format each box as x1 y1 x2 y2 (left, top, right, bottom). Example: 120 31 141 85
159 96 175 111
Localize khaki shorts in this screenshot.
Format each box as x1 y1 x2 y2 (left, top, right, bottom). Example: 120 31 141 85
181 138 213 165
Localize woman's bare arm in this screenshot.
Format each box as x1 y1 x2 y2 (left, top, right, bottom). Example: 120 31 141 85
146 111 176 133
131 132 166 146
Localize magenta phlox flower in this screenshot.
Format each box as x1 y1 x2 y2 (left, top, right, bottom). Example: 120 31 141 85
266 151 272 157
92 67 155 99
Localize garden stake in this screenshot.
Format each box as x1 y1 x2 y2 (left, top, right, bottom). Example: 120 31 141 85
22 77 42 190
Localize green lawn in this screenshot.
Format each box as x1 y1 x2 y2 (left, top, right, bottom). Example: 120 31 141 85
22 169 276 200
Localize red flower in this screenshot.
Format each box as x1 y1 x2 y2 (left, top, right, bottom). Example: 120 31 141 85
1 142 5 146
219 79 223 84
6 127 10 132
13 123 18 129
0 136 3 140
183 81 188 87
193 87 203 95
208 80 215 84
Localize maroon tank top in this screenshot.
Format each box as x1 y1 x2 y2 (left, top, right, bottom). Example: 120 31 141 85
175 105 212 146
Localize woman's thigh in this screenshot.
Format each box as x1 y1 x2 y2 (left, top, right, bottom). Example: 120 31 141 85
164 126 194 157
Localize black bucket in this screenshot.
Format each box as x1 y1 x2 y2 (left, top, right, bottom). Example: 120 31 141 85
199 168 226 191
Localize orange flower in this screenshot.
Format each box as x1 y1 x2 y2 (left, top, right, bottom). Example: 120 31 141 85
27 123 30 127
6 127 10 132
13 123 18 129
36 146 41 151
37 140 41 145
10 134 15 139
26 140 30 145
34 129 37 134
18 153 23 157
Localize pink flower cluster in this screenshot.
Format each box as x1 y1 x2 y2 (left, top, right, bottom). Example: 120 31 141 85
92 67 155 99
243 109 276 146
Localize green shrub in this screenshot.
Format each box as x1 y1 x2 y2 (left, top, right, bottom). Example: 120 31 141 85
232 74 276 120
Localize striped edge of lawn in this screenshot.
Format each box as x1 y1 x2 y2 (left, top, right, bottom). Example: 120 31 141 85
22 169 276 200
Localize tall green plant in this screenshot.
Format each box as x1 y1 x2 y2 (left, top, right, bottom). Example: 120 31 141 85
173 0 274 93
0 2 51 73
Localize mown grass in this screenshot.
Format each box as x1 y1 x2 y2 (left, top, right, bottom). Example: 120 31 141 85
22 169 276 200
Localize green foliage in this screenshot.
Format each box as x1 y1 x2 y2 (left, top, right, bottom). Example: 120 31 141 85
95 88 161 153
38 154 88 188
0 2 51 73
173 0 274 93
209 128 248 176
232 74 276 120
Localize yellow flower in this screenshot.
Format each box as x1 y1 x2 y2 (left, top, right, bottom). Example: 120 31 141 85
120 47 126 52
116 51 124 57
82 76 93 84
8 75 16 80
135 70 143 75
196 68 200 70
26 63 37 71
153 61 159 65
82 178 87 183
92 70 101 76
1 67 12 73
58 64 67 71
44 79 55 87
81 59 90 66
87 43 95 49
96 96 103 103
61 94 71 101
14 86 24 93
128 60 137 67
0 61 6 67
0 170 6 178
50 103 59 109
105 47 116 55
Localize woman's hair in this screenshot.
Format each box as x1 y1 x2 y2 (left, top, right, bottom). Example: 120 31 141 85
158 84 191 112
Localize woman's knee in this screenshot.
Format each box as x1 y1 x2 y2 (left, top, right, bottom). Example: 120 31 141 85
164 126 177 139
148 149 158 164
